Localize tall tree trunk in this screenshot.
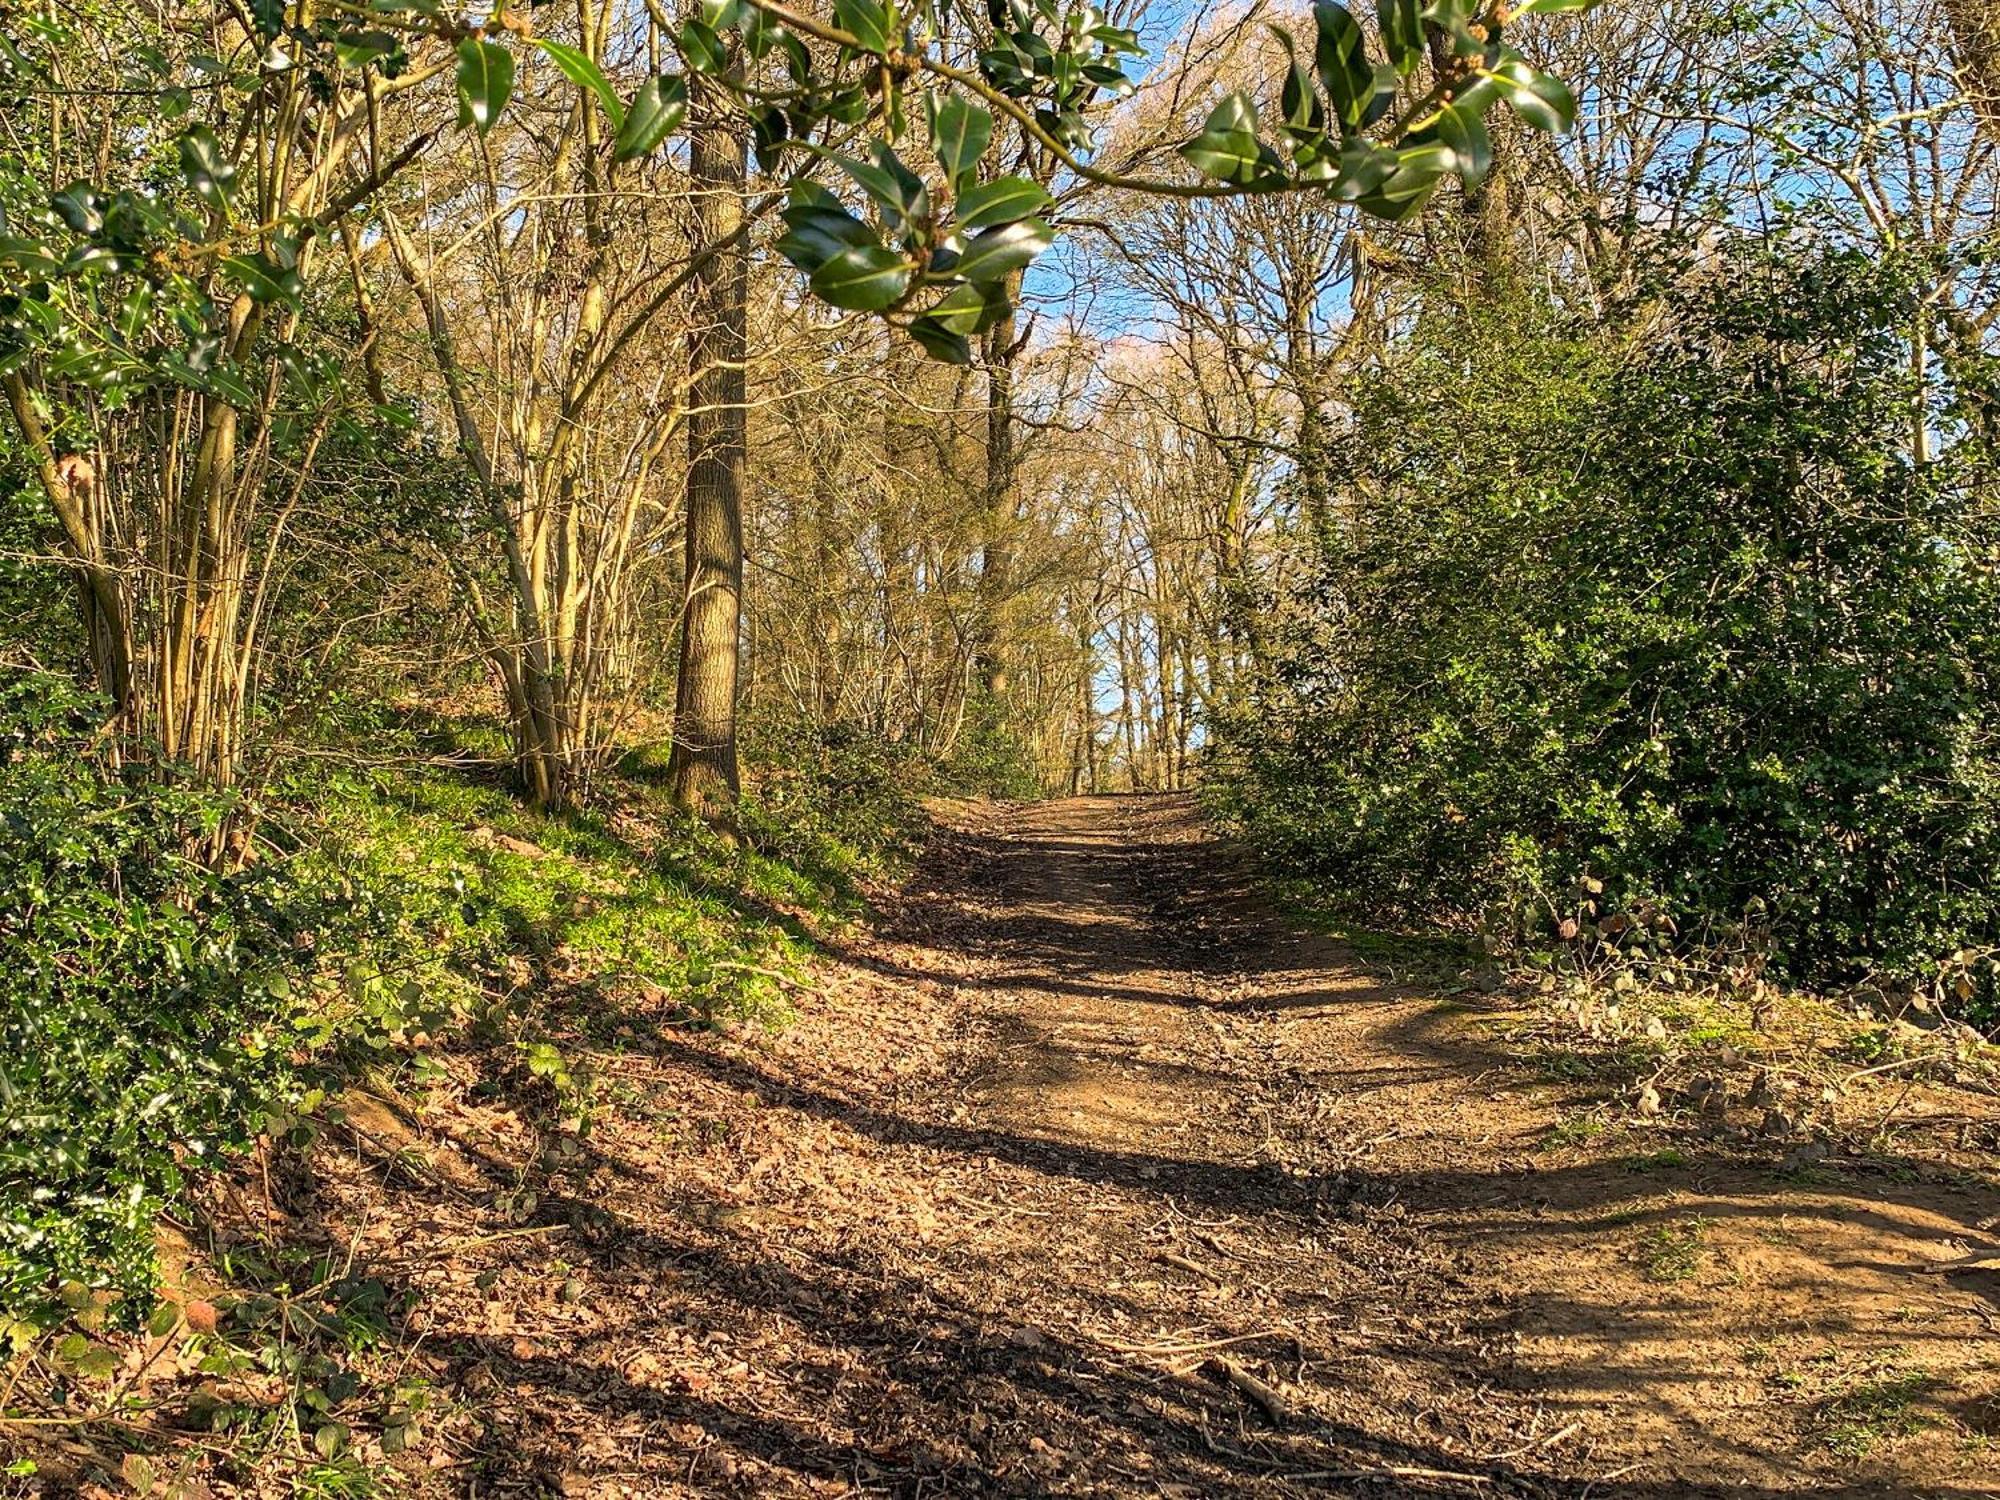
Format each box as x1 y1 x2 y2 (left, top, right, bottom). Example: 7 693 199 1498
973 278 1021 697
1426 23 1514 281
1073 612 1096 794
668 86 748 827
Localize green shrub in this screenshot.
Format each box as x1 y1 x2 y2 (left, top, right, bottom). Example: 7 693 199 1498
1213 247 2000 1022
933 692 1042 800
1 682 929 1317
740 714 929 876
0 678 406 1314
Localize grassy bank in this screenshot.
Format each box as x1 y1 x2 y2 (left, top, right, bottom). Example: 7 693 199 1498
1 684 921 1339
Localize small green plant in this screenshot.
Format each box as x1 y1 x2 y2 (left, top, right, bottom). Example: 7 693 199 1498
1623 1148 1690 1172
1813 1370 1934 1459
1637 1217 1711 1283
1 682 920 1323
1536 1112 1608 1152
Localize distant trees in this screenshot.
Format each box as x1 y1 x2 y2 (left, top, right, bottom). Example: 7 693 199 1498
0 0 1583 819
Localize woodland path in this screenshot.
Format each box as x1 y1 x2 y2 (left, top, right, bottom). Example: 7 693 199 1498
314 797 2000 1498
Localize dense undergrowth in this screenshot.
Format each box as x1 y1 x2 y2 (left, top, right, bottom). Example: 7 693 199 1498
1212 246 2000 1032
0 680 925 1333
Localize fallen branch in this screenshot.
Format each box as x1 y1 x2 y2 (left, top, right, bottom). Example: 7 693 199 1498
1287 1463 1492 1486
1916 1246 2000 1274
1090 1327 1287 1357
1207 1356 1289 1425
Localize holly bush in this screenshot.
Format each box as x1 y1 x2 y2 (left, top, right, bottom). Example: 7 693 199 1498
0 678 328 1312
1214 246 2000 1022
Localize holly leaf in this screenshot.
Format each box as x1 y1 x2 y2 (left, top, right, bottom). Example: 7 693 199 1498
614 74 686 160
924 279 1011 335
952 216 1053 283
1490 56 1576 132
907 316 971 363
222 252 303 309
1313 3 1374 131
1377 0 1424 74
834 0 894 53
1180 94 1283 186
680 17 726 72
809 242 911 310
930 94 992 195
333 28 401 69
841 147 930 240
535 39 623 131
0 235 63 277
52 181 106 236
1348 140 1452 220
952 175 1051 230
178 127 237 216
776 182 880 272
455 38 515 136
1431 98 1492 186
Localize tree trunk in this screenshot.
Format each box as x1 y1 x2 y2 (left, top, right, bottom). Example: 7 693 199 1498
667 87 748 827
3 375 135 718
973 279 1021 698
1947 0 2000 139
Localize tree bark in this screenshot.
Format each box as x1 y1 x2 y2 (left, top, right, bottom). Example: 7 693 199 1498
973 278 1022 698
1947 0 2000 139
668 86 748 827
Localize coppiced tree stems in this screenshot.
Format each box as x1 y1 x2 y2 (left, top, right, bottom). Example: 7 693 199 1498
2 373 134 721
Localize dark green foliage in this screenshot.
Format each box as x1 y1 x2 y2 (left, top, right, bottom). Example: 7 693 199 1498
937 693 1043 801
0 467 81 669
1 678 341 1313
1214 248 2000 1021
1 684 924 1320
739 717 928 878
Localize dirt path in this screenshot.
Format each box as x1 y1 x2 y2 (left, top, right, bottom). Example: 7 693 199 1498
817 795 1999 1497
249 796 2000 1497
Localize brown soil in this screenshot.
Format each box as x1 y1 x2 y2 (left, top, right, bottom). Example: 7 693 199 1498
22 795 2000 1497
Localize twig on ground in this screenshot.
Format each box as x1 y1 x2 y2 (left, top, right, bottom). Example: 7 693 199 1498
1208 1356 1290 1424
429 1222 572 1253
1155 1249 1226 1284
712 960 823 994
1090 1327 1288 1357
1579 1461 1648 1499
1840 1053 1945 1087
1479 1420 1581 1461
